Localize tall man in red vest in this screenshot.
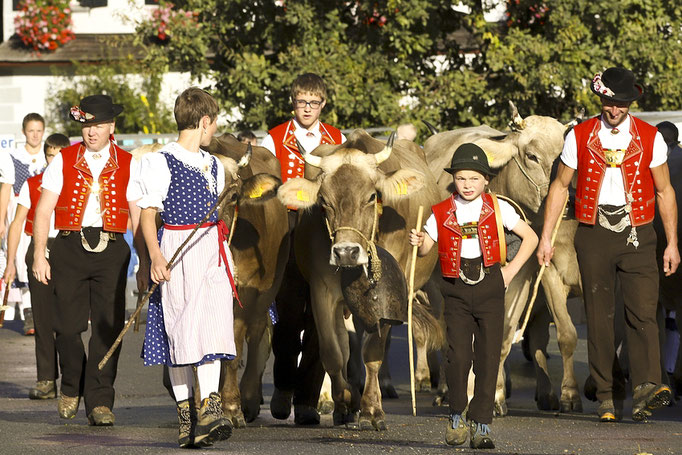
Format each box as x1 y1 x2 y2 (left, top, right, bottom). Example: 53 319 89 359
538 68 679 423
262 73 345 425
32 95 144 426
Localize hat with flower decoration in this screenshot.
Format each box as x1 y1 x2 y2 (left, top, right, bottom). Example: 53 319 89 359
591 67 643 104
69 94 123 124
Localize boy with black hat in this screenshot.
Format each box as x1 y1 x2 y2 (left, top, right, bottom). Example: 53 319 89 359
538 67 679 422
410 143 537 449
31 95 145 426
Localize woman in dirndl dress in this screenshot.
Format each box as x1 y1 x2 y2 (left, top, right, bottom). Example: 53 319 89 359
138 87 236 449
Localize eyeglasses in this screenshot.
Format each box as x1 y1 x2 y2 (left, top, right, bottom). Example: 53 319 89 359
294 99 323 109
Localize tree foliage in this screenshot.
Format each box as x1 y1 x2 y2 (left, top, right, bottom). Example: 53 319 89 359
131 0 682 133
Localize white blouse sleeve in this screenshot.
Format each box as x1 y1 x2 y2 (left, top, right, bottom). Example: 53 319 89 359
41 152 64 195
17 180 30 208
423 212 438 242
0 151 15 185
261 134 276 156
137 152 171 211
126 156 142 202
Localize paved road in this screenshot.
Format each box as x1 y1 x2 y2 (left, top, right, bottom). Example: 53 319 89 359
0 312 680 455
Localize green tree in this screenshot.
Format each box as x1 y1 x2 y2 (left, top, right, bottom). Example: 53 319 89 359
133 0 682 132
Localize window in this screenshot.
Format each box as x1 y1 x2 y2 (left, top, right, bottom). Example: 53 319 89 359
79 0 108 7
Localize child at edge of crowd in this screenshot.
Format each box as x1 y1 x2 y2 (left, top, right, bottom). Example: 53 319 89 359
3 133 70 399
409 143 538 450
137 87 236 448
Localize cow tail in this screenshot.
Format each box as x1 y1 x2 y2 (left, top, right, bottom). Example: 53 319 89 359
411 290 445 352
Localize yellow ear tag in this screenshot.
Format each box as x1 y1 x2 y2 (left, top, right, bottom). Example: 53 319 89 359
296 190 309 202
249 186 264 199
484 151 493 167
396 181 408 195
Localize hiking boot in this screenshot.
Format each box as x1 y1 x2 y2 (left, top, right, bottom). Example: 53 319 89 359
23 308 35 336
177 399 195 448
270 388 293 420
632 383 672 422
29 380 56 400
469 420 495 449
194 392 232 447
88 406 115 426
294 405 320 425
597 399 623 422
58 393 80 419
445 412 468 446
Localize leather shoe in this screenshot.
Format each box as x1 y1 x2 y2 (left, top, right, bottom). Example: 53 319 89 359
294 405 320 425
58 393 80 419
270 388 293 420
632 383 672 422
88 406 115 426
29 380 56 400
597 399 623 422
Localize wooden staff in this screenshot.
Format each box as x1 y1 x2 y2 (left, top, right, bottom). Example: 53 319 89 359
98 186 232 370
407 205 424 417
0 281 10 328
512 193 569 344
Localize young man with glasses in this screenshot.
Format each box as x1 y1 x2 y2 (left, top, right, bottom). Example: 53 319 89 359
262 73 345 426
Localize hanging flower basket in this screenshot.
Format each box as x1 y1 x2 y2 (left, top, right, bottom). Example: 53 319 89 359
138 1 197 44
14 0 75 52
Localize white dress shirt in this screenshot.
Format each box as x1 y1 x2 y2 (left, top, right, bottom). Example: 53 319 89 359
261 119 346 156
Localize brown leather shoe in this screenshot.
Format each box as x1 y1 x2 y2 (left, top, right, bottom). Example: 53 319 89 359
58 393 80 419
88 406 115 426
29 380 56 400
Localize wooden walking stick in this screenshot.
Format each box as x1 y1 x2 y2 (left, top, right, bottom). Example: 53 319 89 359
0 281 10 328
513 193 569 344
407 205 424 417
98 185 233 370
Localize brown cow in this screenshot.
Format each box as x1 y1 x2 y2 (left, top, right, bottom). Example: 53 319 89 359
423 104 584 415
278 130 442 429
205 134 290 427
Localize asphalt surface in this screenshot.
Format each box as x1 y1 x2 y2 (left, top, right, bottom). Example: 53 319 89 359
0 306 680 455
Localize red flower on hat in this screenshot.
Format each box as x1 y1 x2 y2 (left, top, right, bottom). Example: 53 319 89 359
70 106 95 123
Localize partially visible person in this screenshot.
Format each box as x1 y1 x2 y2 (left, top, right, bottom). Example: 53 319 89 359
237 130 258 146
3 133 68 399
538 67 678 423
32 95 145 426
261 73 345 425
410 143 538 449
0 113 47 333
139 87 235 448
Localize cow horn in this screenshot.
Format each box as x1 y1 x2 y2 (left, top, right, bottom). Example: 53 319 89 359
564 107 585 129
237 143 253 168
508 101 526 131
297 139 322 168
423 120 439 136
374 131 395 164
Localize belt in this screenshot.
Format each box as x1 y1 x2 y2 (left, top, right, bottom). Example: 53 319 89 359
163 221 242 307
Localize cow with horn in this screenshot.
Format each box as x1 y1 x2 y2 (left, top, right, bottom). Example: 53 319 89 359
277 130 443 430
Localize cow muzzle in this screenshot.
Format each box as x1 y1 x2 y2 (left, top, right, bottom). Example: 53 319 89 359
330 241 368 267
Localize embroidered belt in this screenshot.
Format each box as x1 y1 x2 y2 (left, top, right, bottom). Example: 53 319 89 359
603 149 626 167
460 222 478 239
164 221 243 307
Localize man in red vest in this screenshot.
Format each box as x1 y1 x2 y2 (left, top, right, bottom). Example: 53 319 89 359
538 67 679 422
31 95 144 426
262 73 344 425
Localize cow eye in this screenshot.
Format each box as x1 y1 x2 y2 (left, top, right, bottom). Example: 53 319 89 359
367 193 376 204
527 154 539 163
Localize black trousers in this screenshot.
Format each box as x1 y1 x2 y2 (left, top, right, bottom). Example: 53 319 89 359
271 211 324 408
50 228 130 414
442 263 505 425
25 238 58 382
574 222 661 402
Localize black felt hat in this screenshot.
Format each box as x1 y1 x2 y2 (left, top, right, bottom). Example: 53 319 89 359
590 67 643 103
444 143 495 176
69 94 123 124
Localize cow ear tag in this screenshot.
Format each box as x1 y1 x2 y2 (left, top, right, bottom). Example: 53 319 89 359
249 186 264 199
296 190 310 202
484 151 494 166
395 181 408 195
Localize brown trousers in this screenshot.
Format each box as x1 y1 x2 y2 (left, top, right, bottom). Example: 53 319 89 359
442 262 505 424
574 221 661 402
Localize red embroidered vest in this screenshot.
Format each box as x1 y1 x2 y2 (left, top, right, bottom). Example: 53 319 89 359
574 116 658 226
269 120 343 184
24 173 43 236
54 142 132 233
431 193 502 279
